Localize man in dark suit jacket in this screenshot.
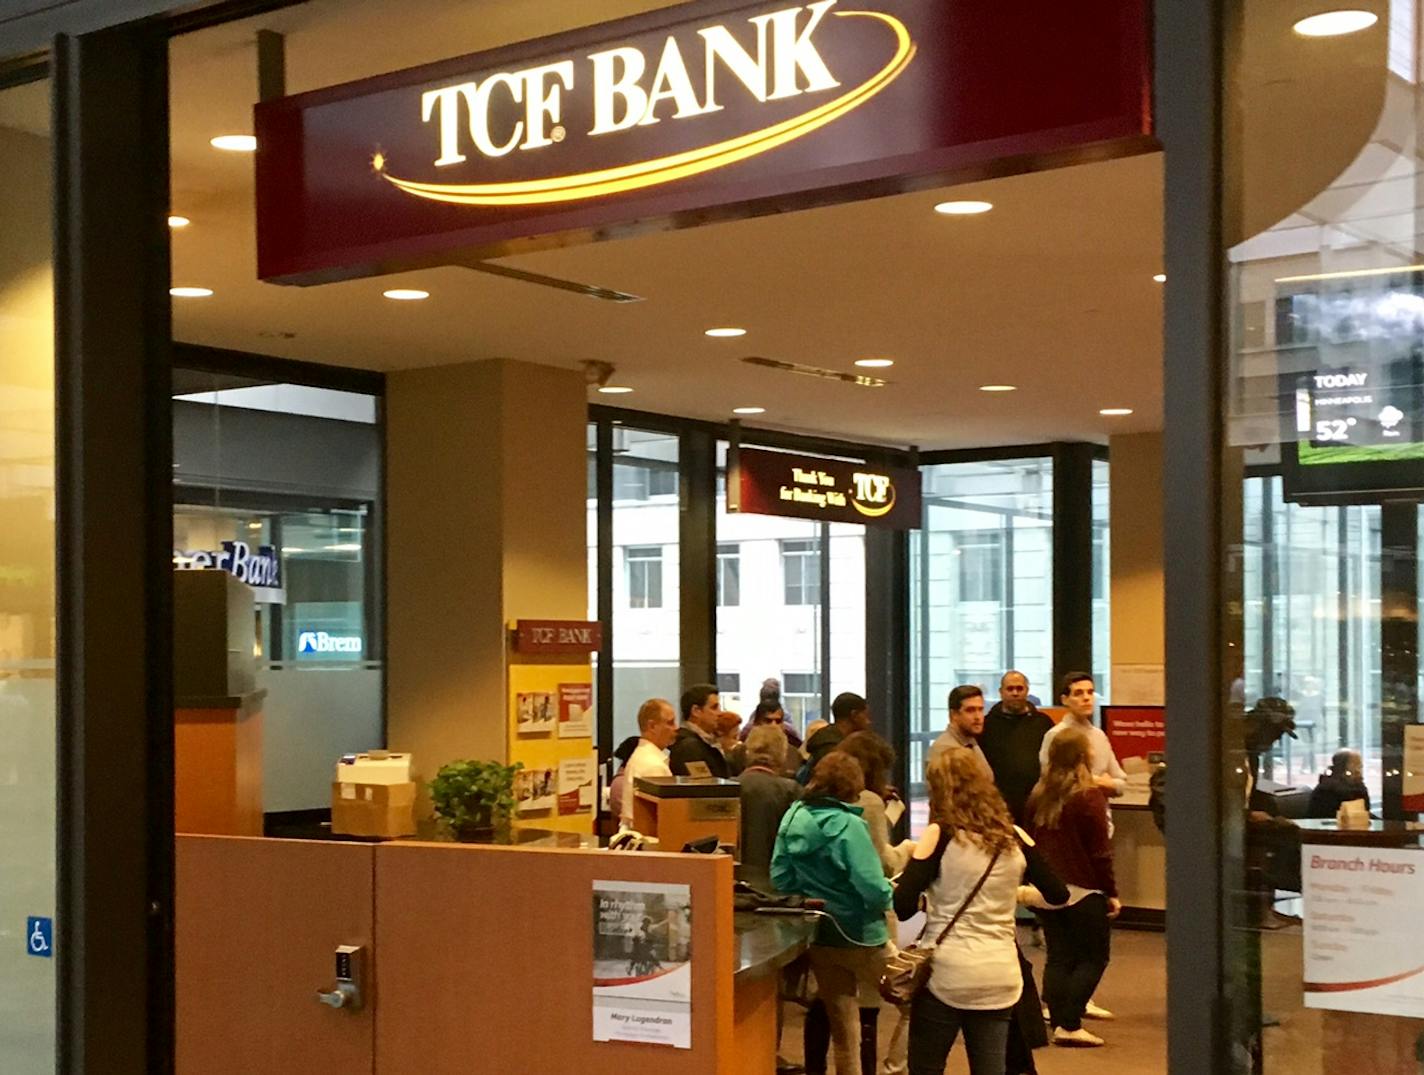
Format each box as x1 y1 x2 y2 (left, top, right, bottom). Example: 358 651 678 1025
668 683 731 778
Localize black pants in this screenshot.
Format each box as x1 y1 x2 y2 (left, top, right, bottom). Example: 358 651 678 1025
1038 895 1111 1032
906 990 1011 1075
803 1000 877 1074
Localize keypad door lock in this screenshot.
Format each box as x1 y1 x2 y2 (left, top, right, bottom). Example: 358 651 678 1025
316 945 365 1012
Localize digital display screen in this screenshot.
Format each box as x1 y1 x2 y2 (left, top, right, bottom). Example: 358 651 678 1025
1295 359 1424 464
1278 280 1424 502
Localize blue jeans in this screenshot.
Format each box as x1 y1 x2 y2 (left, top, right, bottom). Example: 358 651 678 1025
907 990 1011 1075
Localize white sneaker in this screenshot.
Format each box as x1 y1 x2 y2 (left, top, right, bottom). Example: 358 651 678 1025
1053 1027 1105 1048
1041 1005 1051 1023
1084 1000 1116 1021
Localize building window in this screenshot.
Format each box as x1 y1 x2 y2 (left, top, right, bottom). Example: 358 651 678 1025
612 462 678 501
782 671 822 732
625 545 664 609
957 532 1005 603
717 543 741 607
781 538 822 606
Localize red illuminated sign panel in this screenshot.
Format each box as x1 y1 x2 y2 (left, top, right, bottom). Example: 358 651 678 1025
732 447 921 529
255 0 1152 284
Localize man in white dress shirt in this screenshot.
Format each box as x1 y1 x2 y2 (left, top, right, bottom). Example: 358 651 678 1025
621 698 678 829
1039 672 1126 796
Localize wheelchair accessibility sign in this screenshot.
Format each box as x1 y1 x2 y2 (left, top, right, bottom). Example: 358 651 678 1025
26 917 52 958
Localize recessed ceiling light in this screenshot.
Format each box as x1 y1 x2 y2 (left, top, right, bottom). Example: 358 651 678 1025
1100 408 1134 416
597 386 635 395
979 384 1017 393
855 358 895 368
169 286 213 298
1293 10 1378 37
383 289 430 301
732 407 766 415
168 215 191 229
934 200 993 216
705 327 747 338
1153 273 1167 283
210 134 257 152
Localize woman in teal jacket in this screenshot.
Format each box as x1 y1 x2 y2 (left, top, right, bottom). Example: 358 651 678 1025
772 751 893 1075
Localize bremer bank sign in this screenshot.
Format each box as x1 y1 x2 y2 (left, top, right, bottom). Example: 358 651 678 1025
255 0 1151 284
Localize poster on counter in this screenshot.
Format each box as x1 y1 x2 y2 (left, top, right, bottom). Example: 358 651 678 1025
592 881 692 1049
1304 847 1424 1017
558 755 597 815
1403 725 1424 811
514 766 556 813
516 691 555 735
558 682 594 739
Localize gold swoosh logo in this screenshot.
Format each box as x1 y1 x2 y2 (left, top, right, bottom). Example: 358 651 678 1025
853 485 896 518
378 10 915 207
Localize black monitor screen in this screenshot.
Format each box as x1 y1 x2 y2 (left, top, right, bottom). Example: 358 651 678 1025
1278 279 1424 503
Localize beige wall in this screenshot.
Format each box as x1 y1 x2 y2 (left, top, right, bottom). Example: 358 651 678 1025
385 359 587 782
1109 431 1165 702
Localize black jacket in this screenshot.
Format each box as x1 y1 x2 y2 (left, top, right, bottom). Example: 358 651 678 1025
668 726 731 778
978 703 1055 824
739 768 802 874
802 723 848 776
1309 774 1371 819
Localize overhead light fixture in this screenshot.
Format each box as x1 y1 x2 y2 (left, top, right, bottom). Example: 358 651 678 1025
732 406 766 415
1293 10 1378 37
325 543 362 552
597 386 635 395
210 134 257 152
855 358 895 368
168 215 191 229
1275 263 1424 284
705 327 747 338
1153 273 1167 283
979 384 1017 393
1100 407 1134 416
281 547 306 554
169 286 213 298
383 288 430 301
934 200 993 216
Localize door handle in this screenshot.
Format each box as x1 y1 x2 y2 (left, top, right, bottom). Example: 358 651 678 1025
316 945 366 1012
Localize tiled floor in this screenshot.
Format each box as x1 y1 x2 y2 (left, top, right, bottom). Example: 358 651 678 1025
779 926 1167 1074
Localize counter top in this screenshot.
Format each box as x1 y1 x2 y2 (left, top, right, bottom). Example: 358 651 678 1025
1297 818 1424 846
634 775 741 798
733 911 815 982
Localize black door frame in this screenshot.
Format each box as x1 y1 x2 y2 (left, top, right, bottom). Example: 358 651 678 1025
54 22 175 1074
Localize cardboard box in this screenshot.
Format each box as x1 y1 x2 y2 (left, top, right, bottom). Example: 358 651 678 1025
331 780 417 838
334 752 412 785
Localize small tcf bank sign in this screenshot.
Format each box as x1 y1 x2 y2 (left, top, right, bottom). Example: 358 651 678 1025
514 620 603 655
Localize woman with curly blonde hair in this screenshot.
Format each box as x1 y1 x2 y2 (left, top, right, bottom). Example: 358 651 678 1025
892 750 1065 1075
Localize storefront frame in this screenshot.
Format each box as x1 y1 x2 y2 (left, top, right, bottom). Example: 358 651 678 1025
2 0 1216 1070
1157 0 1231 1069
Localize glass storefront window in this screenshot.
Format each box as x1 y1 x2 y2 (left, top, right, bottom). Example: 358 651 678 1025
0 72 55 1072
172 377 382 814
909 457 1055 791
1093 457 1112 701
1222 3 1424 1067
712 442 867 731
599 428 680 746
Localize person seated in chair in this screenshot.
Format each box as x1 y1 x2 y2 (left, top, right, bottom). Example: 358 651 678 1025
1308 749 1371 819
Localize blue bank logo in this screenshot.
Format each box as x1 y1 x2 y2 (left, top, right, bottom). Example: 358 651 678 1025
298 631 363 656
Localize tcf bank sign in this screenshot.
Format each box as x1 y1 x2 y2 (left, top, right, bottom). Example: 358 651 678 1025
256 0 1151 283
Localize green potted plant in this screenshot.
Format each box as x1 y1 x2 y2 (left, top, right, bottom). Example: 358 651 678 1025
428 758 522 839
